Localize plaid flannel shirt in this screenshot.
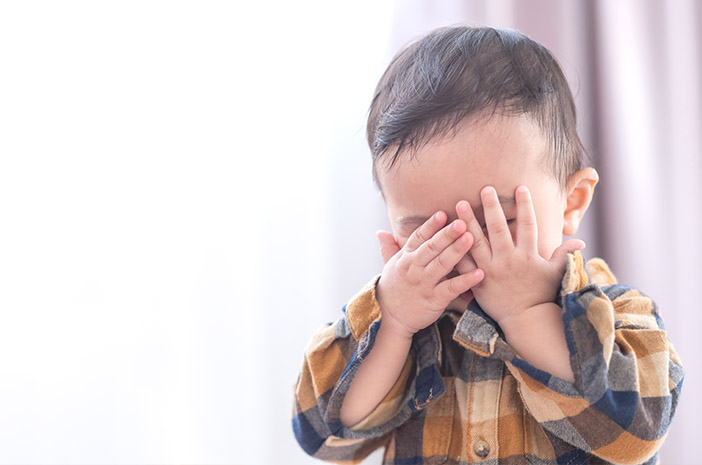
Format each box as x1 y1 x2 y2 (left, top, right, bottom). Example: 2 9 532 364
292 252 684 464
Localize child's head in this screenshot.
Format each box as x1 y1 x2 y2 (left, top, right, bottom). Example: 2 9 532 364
367 26 598 260
368 26 586 189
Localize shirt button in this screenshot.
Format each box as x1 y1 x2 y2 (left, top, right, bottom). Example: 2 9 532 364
473 439 490 458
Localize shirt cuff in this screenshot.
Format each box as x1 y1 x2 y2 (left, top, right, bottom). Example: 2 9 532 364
344 274 382 341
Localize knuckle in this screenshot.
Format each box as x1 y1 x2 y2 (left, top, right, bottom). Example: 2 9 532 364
489 223 509 237
464 215 479 229
445 278 461 295
519 215 537 227
396 256 412 273
434 253 448 271
483 199 497 210
424 239 440 255
517 194 532 206
414 227 430 244
472 236 487 250
406 264 423 282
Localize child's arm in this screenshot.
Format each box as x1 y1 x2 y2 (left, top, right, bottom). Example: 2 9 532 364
292 214 483 461
455 186 585 381
338 314 413 428
455 186 684 463
511 257 683 464
341 215 483 426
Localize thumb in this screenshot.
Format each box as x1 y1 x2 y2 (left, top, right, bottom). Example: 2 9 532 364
376 230 401 264
550 239 586 268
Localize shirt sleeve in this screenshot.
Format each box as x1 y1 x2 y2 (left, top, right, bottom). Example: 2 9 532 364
503 252 685 464
291 276 445 463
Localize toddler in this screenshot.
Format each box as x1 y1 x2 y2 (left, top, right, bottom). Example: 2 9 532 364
292 26 683 465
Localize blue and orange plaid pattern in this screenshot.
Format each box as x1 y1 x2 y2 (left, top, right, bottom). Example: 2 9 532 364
292 252 684 464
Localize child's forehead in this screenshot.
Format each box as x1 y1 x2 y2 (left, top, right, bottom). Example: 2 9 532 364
380 115 550 178
377 114 564 229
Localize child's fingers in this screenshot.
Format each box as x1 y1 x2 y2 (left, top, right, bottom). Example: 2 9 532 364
481 186 513 253
454 253 478 275
515 186 538 252
435 268 484 303
455 200 492 264
403 211 447 253
424 231 473 278
413 219 467 266
376 230 401 264
549 239 586 271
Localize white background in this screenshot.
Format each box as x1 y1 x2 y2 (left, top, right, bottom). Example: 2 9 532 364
1 1 393 463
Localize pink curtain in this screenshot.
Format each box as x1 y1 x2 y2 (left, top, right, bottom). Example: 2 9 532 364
385 1 702 462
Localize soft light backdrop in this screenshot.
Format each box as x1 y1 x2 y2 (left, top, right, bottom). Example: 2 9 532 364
0 1 698 464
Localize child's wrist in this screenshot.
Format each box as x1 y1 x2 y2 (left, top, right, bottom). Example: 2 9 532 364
379 313 415 341
497 302 561 336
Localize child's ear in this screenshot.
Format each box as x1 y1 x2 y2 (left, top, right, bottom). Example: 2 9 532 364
562 168 599 236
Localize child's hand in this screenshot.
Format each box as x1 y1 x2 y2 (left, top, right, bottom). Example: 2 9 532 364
375 212 485 339
455 186 585 326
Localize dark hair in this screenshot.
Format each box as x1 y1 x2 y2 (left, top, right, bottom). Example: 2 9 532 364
367 26 588 188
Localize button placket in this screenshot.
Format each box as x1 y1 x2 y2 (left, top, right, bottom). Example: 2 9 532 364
465 359 503 461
